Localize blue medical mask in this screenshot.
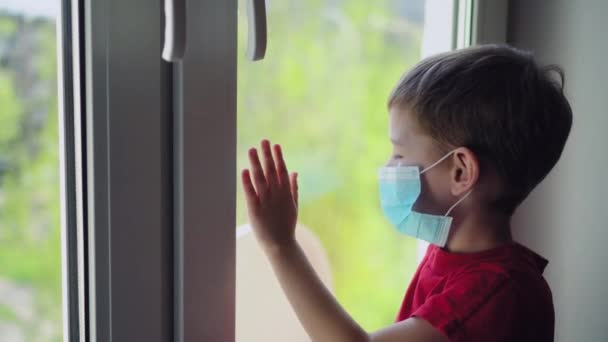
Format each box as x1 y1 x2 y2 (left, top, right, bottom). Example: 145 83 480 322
378 150 472 247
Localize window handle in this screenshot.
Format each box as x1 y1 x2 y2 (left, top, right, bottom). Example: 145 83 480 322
246 0 267 61
162 0 186 61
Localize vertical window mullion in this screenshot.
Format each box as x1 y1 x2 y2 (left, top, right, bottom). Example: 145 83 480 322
174 0 237 340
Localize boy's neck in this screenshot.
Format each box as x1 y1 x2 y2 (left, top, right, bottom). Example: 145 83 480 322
444 210 513 254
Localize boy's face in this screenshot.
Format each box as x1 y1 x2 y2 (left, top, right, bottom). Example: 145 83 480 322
387 106 455 214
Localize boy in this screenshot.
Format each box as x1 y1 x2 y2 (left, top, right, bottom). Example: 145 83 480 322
241 44 572 341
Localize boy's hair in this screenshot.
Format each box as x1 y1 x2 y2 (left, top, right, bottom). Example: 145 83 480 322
388 44 572 214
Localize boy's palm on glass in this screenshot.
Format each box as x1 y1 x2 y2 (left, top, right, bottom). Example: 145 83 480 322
242 139 299 251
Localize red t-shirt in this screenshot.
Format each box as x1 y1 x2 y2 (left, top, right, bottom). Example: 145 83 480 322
395 242 554 341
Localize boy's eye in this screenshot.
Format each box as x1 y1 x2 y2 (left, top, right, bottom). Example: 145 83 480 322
393 155 403 159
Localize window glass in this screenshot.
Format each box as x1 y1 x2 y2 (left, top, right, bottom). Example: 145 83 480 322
236 0 427 332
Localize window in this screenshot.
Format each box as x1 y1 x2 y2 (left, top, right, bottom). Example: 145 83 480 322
0 0 485 340
0 1 63 341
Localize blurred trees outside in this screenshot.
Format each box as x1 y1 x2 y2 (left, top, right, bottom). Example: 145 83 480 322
0 12 62 342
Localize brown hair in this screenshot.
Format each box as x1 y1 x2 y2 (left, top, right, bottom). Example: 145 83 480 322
388 44 572 214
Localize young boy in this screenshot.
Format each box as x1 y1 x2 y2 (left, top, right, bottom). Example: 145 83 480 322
241 44 572 342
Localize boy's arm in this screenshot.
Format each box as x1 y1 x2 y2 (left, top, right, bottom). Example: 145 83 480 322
265 239 367 342
242 140 447 342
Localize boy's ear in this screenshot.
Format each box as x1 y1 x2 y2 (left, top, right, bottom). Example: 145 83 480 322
450 147 479 196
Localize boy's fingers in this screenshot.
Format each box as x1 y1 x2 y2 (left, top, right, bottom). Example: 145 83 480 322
290 172 299 209
261 139 279 189
273 144 290 188
241 169 259 209
249 148 268 200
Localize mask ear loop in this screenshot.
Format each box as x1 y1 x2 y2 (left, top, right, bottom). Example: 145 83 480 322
420 150 457 174
445 189 473 216
417 149 473 216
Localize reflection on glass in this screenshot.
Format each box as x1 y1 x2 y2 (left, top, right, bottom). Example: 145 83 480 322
236 0 426 332
0 2 62 341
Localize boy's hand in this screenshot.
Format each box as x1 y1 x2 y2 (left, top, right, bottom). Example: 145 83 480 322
241 139 299 252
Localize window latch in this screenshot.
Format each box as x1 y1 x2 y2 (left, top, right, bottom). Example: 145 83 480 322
162 0 186 61
246 0 267 61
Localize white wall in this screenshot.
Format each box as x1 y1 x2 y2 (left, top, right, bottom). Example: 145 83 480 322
508 1 608 341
